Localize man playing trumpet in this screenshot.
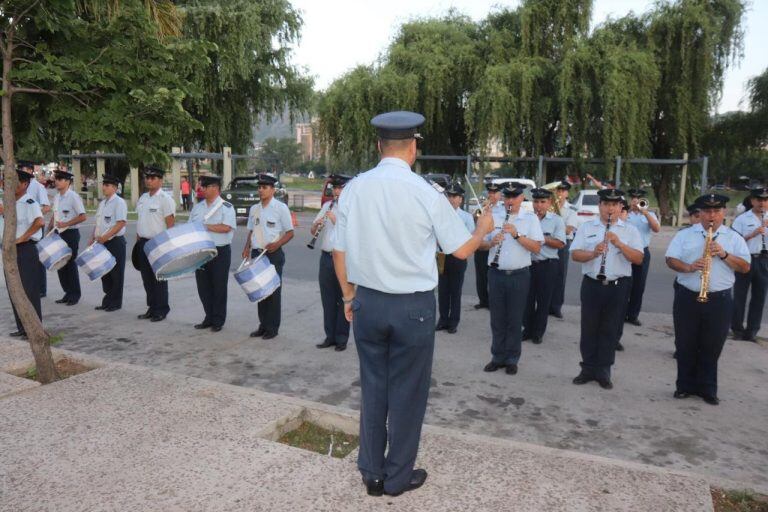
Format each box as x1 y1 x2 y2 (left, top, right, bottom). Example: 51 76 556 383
625 189 660 326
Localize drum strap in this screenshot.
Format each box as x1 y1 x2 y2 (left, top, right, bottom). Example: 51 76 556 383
203 197 224 222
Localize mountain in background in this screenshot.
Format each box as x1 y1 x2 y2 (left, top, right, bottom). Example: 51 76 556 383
252 111 311 143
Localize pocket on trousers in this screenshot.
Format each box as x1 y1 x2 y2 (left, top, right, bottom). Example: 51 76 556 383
408 309 435 324
407 308 436 345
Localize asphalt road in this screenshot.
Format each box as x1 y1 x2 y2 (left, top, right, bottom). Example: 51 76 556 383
69 211 763 317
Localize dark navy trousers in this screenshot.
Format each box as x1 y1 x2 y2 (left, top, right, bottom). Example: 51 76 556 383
319 251 349 346
731 256 768 338
473 250 489 306
523 259 558 339
252 248 285 334
579 276 631 380
196 244 231 328
488 267 530 365
353 286 435 495
101 236 126 309
550 240 571 314
437 255 467 329
673 286 732 397
57 229 81 302
626 247 651 321
137 238 170 317
8 241 42 332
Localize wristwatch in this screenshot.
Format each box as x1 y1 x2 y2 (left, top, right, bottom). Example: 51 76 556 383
513 233 521 240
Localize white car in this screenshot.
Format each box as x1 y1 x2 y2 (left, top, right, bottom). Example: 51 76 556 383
570 189 600 229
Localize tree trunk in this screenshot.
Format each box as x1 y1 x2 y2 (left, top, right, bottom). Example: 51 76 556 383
2 28 58 384
652 169 674 225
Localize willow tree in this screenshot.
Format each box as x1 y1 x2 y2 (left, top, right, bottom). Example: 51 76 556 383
178 0 313 155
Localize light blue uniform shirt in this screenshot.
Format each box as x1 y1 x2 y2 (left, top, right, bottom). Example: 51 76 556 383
53 189 86 231
485 209 544 270
732 210 767 254
313 199 339 253
136 190 175 239
533 212 566 261
334 157 472 294
665 223 751 293
15 193 43 241
27 179 50 207
570 218 643 280
95 193 128 238
627 211 658 248
456 207 475 233
247 198 293 249
189 197 237 246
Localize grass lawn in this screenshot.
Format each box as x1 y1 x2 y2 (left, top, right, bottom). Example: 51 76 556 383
281 177 324 192
712 488 768 512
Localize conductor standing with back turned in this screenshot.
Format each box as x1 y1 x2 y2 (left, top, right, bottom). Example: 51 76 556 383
333 111 493 497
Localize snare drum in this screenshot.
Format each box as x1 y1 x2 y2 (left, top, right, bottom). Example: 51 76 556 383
37 232 73 272
234 256 281 303
75 243 116 281
143 222 217 280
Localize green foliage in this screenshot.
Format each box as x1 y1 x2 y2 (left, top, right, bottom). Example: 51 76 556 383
257 137 303 173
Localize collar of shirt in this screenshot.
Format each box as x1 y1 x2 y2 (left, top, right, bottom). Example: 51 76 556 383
378 157 412 173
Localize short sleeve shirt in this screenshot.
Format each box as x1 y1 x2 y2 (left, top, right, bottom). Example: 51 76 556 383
15 193 43 241
136 190 175 239
484 209 544 270
53 189 86 230
627 211 658 248
732 210 765 254
95 194 128 238
456 207 475 234
533 212 566 261
27 179 50 207
313 199 338 253
189 197 237 246
247 198 293 249
570 218 643 280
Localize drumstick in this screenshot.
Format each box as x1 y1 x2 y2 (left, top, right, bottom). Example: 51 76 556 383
247 234 282 267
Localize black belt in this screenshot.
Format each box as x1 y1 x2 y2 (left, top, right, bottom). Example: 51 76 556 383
678 286 732 300
18 240 38 246
322 250 333 255
490 267 529 276
532 259 557 265
750 253 768 258
585 275 630 286
138 237 150 242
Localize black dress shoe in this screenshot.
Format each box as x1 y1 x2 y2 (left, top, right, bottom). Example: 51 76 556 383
483 361 505 372
262 331 278 340
334 344 347 352
95 305 106 310
55 297 68 304
150 314 166 322
250 327 266 338
742 333 757 342
625 318 641 326
435 324 448 331
597 379 613 390
137 311 153 320
385 469 428 497
521 332 532 341
362 476 384 497
673 390 691 399
65 300 78 306
549 311 563 319
104 306 121 312
505 364 518 375
616 342 625 351
732 329 744 339
531 336 542 345
210 325 222 333
316 340 335 348
9 330 26 337
473 303 489 310
701 394 719 406
40 293 46 298
446 327 457 334
572 373 593 385
194 322 212 330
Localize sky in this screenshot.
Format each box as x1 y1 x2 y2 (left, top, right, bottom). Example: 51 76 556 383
289 0 768 113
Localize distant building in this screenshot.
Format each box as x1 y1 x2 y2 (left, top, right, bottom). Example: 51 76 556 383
295 121 324 162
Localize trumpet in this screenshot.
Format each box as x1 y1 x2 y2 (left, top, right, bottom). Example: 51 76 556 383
697 221 715 303
307 200 334 249
596 213 612 284
638 198 649 210
490 206 512 268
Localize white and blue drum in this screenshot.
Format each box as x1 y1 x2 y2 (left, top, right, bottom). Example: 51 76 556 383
143 222 217 281
75 243 116 281
234 256 281 303
37 232 72 272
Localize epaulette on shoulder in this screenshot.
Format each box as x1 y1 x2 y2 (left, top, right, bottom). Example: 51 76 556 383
678 225 692 231
223 201 232 208
26 198 35 204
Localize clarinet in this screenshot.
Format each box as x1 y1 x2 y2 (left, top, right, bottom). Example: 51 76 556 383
307 200 334 250
596 213 612 284
761 208 768 256
490 207 512 269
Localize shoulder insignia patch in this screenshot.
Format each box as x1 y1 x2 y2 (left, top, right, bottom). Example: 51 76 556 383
26 198 35 204
223 202 232 208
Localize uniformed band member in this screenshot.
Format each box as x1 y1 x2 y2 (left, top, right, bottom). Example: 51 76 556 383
665 194 750 405
190 175 236 332
571 189 643 389
313 173 352 351
49 169 86 305
625 189 660 326
333 111 493 497
19 162 51 297
730 187 768 342
523 188 565 344
91 175 128 311
550 180 576 318
483 184 543 375
8 169 44 338
473 182 503 309
436 183 475 333
687 202 701 226
243 173 294 339
615 199 631 351
135 165 176 322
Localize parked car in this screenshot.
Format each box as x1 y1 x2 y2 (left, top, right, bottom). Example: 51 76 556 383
570 189 600 229
222 175 289 218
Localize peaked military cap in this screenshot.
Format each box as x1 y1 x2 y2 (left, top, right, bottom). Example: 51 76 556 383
445 183 465 196
686 203 701 215
597 188 624 202
16 169 32 182
329 174 352 187
257 173 277 186
199 175 222 187
555 180 571 190
749 186 768 199
371 111 425 140
604 179 616 187
627 188 647 197
621 199 630 211
530 188 552 199
485 182 502 193
143 164 165 178
54 170 74 180
694 193 729 209
102 174 120 186
502 183 525 197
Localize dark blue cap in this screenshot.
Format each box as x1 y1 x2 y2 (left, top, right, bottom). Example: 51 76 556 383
102 174 120 186
598 188 624 202
627 188 647 197
199 175 222 187
371 111 425 140
555 180 571 190
143 164 165 178
530 188 552 199
686 203 701 215
54 170 74 181
257 173 277 186
16 169 32 182
749 186 768 199
329 174 352 187
695 193 729 209
502 184 525 197
485 182 502 193
445 183 465 196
